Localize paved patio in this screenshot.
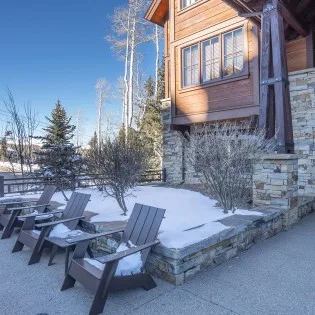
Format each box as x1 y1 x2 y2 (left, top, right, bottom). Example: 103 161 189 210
1 212 315 315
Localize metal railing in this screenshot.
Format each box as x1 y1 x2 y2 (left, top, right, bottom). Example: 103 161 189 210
0 169 166 197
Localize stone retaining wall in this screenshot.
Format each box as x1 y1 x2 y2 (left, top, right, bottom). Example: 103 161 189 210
145 199 314 285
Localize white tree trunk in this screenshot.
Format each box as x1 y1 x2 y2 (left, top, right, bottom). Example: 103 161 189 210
128 16 136 128
154 24 159 99
123 7 131 133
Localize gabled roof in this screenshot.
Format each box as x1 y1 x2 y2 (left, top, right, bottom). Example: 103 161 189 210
145 0 169 27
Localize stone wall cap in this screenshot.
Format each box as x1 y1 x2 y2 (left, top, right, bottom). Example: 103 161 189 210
261 154 299 160
289 67 315 76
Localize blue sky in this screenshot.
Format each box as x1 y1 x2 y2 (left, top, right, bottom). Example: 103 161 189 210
0 0 160 143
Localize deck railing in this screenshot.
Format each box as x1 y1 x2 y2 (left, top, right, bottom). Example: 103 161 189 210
0 169 166 197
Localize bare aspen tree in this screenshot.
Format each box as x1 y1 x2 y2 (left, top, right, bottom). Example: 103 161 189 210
106 0 152 131
154 25 163 99
74 109 85 147
3 90 39 176
95 78 111 147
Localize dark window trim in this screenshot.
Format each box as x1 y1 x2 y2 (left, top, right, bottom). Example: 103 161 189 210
180 24 249 90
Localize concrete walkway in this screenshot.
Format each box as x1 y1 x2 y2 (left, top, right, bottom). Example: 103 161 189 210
1 213 315 315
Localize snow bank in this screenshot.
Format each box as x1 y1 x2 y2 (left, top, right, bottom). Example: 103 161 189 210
1 186 262 249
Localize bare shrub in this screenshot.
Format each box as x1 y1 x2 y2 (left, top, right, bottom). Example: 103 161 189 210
87 129 150 215
183 121 275 213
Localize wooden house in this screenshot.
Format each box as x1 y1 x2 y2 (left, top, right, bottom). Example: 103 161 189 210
145 0 315 183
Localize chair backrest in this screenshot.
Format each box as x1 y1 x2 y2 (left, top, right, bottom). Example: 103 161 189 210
62 192 91 230
35 185 57 213
121 203 165 263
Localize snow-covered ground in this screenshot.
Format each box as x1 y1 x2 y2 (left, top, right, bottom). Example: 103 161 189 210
1 186 261 249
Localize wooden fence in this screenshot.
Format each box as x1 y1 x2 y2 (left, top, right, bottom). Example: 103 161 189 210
0 169 166 197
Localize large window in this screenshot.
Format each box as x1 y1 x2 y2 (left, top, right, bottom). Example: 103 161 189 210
182 27 245 87
183 44 199 87
223 29 244 76
202 37 220 82
182 0 200 9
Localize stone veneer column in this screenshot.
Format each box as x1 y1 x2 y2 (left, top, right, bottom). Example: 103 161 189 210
253 154 299 228
161 98 184 184
290 68 315 196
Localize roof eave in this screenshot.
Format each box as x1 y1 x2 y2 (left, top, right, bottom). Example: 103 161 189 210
145 0 168 27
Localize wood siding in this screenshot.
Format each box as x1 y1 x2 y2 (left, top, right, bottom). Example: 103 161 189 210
286 37 307 72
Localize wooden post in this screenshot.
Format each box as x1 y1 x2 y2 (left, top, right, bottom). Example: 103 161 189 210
259 0 294 153
0 176 4 197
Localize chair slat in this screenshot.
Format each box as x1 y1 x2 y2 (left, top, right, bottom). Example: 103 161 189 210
36 185 56 213
64 193 91 230
121 203 142 243
141 207 165 263
136 207 158 246
129 205 150 245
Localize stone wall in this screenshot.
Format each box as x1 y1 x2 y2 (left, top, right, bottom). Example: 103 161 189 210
161 99 184 184
146 199 315 285
253 154 299 228
290 68 315 196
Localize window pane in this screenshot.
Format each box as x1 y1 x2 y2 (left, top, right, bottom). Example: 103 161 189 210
191 65 199 84
224 56 233 76
184 67 191 86
224 32 233 55
191 45 199 66
234 53 243 72
202 37 219 82
212 37 219 59
184 48 191 67
223 28 244 76
212 61 220 79
234 29 243 52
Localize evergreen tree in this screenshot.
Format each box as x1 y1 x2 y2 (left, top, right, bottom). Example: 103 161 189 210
34 100 83 200
41 100 76 146
138 61 165 168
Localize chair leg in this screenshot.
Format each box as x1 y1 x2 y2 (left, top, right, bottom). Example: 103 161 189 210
28 246 45 265
28 227 50 265
89 290 109 315
1 225 14 239
48 244 58 266
87 245 94 258
12 238 24 253
141 274 157 291
61 274 76 291
1 212 19 239
0 223 4 231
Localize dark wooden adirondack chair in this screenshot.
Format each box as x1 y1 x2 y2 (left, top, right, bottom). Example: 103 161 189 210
0 185 56 239
61 203 165 315
12 192 91 265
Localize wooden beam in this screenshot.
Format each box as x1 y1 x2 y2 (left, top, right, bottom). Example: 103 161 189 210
238 11 262 18
221 0 261 28
306 30 315 68
272 0 309 37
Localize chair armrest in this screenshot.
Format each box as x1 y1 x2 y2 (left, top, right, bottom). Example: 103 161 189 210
96 240 160 264
7 204 51 212
35 216 85 228
18 209 63 219
1 200 38 207
65 229 125 244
